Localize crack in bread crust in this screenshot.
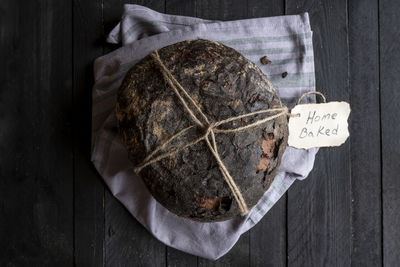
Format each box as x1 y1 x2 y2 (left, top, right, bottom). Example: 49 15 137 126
116 39 288 222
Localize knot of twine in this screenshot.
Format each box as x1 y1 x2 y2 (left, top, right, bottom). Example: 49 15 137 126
133 50 313 216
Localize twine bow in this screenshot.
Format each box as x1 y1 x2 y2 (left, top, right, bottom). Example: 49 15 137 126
134 50 291 216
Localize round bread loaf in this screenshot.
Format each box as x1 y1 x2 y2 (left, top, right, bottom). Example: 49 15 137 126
116 39 288 222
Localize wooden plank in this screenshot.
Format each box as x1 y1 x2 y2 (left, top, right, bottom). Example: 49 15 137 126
246 1 287 266
348 0 382 266
196 0 247 21
247 0 284 18
194 0 249 265
285 0 352 266
380 0 400 265
166 0 197 17
0 0 73 265
104 195 166 266
72 0 105 266
198 233 250 267
102 1 167 266
249 201 287 267
166 247 198 267
164 1 199 265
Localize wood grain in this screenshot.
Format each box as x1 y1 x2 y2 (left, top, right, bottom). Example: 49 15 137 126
199 233 250 267
104 193 166 266
101 1 167 266
2 0 399 265
166 0 197 17
196 0 247 21
286 0 352 266
73 0 105 266
246 1 287 267
348 0 382 265
0 0 73 265
380 0 400 265
249 201 287 267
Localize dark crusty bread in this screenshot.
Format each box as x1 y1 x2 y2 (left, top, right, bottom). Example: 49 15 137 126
116 39 288 222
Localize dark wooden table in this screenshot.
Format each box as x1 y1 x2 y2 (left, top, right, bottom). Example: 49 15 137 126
1 0 399 266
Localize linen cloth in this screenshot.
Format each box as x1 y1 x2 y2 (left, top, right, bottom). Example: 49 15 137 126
92 4 318 260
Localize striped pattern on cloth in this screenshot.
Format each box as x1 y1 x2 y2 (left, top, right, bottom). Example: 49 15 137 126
92 4 318 260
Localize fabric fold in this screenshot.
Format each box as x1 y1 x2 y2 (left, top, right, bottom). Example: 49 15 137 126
92 4 317 260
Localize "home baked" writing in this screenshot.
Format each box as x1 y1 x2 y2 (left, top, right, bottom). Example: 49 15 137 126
287 102 350 149
299 111 339 138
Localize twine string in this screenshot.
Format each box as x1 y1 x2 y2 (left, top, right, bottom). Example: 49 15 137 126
133 49 319 216
296 91 326 105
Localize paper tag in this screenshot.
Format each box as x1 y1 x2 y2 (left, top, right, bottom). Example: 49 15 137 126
288 101 351 149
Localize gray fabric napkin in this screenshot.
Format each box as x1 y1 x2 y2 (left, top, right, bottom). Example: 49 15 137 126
91 4 318 260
